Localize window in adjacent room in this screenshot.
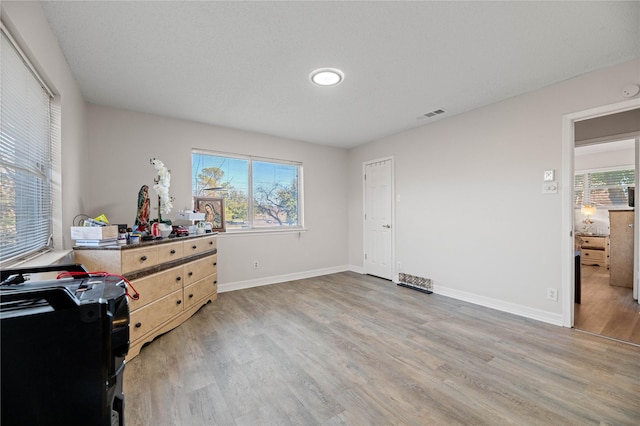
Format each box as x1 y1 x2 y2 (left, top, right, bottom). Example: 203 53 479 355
574 167 635 208
0 25 56 266
192 151 303 231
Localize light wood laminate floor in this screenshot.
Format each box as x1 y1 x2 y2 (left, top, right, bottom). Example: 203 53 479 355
575 265 640 345
125 272 640 425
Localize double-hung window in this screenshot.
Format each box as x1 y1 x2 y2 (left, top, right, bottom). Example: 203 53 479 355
192 151 303 231
1 26 55 266
574 167 635 208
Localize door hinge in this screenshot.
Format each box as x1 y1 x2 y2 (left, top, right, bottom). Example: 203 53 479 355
365 253 367 260
364 174 367 181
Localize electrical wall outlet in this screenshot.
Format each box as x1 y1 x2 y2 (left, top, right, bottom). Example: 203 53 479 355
621 83 640 98
546 288 558 301
253 260 259 269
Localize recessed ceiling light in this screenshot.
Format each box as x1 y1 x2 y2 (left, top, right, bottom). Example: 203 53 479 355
310 68 344 87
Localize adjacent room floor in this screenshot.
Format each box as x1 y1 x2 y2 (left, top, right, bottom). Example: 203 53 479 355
574 265 640 345
124 272 639 425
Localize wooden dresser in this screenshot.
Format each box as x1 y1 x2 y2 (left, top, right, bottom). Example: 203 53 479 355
74 233 218 360
576 234 609 268
609 210 634 288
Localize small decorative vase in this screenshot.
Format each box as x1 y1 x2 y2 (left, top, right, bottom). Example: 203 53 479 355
158 223 172 238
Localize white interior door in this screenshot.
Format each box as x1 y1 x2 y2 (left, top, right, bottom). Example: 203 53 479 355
364 159 393 280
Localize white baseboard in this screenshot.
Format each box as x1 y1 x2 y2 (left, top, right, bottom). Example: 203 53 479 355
218 265 352 293
348 264 365 274
433 284 564 326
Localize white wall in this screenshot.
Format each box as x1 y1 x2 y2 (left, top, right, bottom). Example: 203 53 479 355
575 142 634 171
348 59 640 324
1 1 88 250
85 104 350 288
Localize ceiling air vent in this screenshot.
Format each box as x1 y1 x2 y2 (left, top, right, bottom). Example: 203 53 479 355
417 108 446 120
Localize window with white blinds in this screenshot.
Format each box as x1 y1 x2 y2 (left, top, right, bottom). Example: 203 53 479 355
574 167 635 208
1 27 54 265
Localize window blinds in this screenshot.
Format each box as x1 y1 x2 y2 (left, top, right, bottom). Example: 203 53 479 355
574 168 635 208
0 28 53 264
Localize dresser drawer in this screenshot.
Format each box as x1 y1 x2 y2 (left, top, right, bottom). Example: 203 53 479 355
184 255 217 285
128 265 184 311
122 246 159 274
157 241 184 264
74 234 218 361
183 235 217 256
581 249 606 263
184 275 217 309
580 237 607 250
130 289 184 342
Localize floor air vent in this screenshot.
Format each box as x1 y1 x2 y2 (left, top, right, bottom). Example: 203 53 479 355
397 273 433 294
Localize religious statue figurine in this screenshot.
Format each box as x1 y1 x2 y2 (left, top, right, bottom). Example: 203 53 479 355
135 184 150 231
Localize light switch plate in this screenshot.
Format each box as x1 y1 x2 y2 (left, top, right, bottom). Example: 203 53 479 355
544 169 555 181
542 181 558 194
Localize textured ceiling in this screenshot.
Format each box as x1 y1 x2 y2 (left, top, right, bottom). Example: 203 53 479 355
40 1 640 148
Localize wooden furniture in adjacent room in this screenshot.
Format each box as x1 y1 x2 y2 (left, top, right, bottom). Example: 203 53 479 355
575 234 609 268
608 210 634 288
74 233 218 359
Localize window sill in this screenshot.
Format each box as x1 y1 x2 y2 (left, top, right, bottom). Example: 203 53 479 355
8 249 74 269
218 228 308 238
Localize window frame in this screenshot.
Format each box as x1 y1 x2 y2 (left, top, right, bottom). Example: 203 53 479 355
0 23 59 268
192 150 304 232
574 165 635 210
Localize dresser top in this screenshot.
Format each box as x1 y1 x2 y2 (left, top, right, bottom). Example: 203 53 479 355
73 232 218 251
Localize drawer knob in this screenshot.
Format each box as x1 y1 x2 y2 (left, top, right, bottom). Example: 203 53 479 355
176 276 182 282
209 241 213 245
140 255 147 261
584 253 589 256
188 272 193 277
176 300 182 305
189 293 194 299
135 322 142 328
192 245 197 250
213 262 217 266
170 249 176 254
214 280 217 284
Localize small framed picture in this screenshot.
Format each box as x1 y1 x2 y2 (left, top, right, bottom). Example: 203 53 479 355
193 197 225 232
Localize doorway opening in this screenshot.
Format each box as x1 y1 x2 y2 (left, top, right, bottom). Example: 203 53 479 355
562 99 640 345
573 138 639 344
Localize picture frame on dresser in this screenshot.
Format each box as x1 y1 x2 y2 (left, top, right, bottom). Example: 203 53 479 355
194 197 225 232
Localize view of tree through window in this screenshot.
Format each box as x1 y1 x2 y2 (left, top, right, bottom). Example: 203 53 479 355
574 168 634 208
192 152 302 230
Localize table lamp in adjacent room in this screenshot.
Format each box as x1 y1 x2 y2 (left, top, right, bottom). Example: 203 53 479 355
581 204 596 235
